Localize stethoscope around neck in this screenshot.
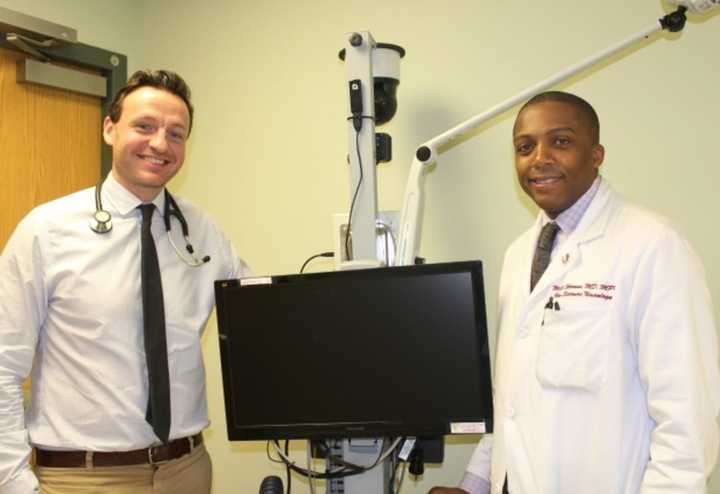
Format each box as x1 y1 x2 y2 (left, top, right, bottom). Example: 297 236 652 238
90 180 211 267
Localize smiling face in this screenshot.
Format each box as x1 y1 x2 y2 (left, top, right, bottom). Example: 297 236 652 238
103 86 190 202
513 100 604 218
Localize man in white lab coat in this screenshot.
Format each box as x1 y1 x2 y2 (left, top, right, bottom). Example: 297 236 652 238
431 91 720 494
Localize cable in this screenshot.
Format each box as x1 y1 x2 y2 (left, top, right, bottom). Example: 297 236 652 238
386 438 414 493
375 437 404 466
376 220 397 266
343 112 376 263
285 440 292 494
266 441 285 464
306 440 316 494
299 252 334 273
327 437 403 471
270 438 403 481
315 441 366 470
376 221 397 253
388 446 398 493
264 442 290 493
271 441 362 480
394 457 408 493
345 129 363 262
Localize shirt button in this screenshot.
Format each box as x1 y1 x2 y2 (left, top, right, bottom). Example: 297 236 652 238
507 407 515 418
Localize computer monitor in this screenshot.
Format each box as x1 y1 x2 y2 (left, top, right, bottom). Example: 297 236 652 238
214 260 493 441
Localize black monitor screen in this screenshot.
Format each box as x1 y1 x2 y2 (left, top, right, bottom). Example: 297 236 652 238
214 260 493 441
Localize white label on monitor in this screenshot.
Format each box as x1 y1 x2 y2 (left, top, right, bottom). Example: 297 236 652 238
450 422 486 434
240 277 272 286
399 437 416 461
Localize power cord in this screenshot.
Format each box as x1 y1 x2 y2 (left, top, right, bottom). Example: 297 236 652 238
270 440 362 480
345 128 363 262
343 113 375 262
285 440 292 494
269 437 403 481
306 440 316 494
299 252 334 273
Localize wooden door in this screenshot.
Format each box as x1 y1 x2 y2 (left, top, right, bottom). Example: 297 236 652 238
0 46 101 251
1 47 102 407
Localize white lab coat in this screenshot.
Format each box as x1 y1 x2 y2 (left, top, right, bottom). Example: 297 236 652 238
467 180 720 494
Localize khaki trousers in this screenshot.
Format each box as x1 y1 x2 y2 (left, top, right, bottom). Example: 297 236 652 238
35 443 212 494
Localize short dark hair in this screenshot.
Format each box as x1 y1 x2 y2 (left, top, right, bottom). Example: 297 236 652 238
108 69 194 135
517 91 600 144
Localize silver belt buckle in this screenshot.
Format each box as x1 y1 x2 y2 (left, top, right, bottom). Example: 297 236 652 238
148 446 157 465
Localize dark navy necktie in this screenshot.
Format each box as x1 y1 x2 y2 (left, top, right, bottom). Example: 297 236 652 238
139 204 171 444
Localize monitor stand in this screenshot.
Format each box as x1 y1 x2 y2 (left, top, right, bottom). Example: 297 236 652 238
325 438 391 494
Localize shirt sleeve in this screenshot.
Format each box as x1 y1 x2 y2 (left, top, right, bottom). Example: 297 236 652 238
632 229 720 492
460 470 491 494
230 249 250 279
464 434 493 491
206 214 248 280
0 214 44 492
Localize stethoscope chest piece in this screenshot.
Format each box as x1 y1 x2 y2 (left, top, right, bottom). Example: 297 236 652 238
90 209 112 234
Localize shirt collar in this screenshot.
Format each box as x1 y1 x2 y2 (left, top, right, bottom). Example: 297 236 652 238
102 173 166 217
541 175 602 234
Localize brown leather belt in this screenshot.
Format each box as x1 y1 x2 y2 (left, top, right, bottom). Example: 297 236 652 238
35 433 203 468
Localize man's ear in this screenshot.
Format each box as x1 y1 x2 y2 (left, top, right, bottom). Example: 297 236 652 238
592 144 605 169
102 116 115 146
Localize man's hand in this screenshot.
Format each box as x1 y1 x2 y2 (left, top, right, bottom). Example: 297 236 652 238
428 488 469 494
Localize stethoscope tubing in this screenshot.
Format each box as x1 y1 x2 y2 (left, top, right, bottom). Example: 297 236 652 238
90 180 209 267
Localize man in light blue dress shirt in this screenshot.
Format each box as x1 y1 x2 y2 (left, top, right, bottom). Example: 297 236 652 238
0 70 248 493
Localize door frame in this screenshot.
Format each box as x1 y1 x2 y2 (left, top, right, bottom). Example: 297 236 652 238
1 31 127 177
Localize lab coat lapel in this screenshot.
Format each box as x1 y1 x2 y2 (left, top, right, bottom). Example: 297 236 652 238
526 180 615 305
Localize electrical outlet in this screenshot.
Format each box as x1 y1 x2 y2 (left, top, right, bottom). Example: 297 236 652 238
333 211 399 269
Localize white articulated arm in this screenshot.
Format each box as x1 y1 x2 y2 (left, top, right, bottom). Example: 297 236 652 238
393 18 669 266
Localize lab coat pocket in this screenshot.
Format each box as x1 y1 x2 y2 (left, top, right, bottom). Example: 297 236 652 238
535 305 608 392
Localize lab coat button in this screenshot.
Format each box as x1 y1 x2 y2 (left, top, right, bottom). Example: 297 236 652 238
507 407 515 418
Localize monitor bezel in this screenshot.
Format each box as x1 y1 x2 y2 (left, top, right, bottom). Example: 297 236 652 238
214 260 493 441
